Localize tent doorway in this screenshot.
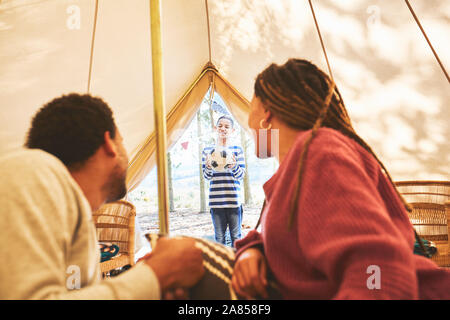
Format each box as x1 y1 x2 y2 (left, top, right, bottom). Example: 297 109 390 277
129 90 277 249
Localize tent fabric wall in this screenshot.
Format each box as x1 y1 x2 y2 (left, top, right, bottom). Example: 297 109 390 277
1 0 449 192
213 71 251 133
127 66 212 192
126 65 252 192
0 0 210 158
0 0 95 152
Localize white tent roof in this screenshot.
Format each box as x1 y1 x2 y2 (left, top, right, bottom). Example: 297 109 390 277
1 0 449 183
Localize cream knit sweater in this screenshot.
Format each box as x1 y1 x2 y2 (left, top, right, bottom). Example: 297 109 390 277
0 149 160 299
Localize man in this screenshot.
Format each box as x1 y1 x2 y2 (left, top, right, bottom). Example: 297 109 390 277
0 93 204 299
202 115 246 247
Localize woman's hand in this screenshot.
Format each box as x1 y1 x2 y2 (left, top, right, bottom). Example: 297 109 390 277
231 248 268 299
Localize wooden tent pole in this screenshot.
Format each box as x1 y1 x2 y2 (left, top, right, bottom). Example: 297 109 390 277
150 0 169 235
208 73 215 129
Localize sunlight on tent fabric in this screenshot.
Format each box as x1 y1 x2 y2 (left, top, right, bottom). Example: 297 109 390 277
0 0 448 185
211 0 316 85
0 0 94 151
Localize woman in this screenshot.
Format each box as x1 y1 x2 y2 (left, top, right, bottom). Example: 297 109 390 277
231 59 449 299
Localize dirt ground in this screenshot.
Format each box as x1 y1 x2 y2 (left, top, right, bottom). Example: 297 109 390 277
137 205 262 241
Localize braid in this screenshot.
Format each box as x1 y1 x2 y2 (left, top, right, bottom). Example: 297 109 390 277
258 81 317 128
288 82 336 228
254 59 412 231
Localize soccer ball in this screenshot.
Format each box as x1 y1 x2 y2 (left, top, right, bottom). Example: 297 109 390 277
209 147 233 172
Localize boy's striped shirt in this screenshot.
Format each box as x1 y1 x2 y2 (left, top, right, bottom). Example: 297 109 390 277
202 145 246 208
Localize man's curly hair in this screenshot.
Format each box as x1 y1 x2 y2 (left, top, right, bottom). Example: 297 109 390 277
25 93 117 169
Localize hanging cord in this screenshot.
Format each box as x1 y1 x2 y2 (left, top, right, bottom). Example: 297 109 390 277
205 0 212 63
307 0 351 120
308 0 334 81
87 0 100 93
205 0 215 129
404 0 450 84
208 73 216 129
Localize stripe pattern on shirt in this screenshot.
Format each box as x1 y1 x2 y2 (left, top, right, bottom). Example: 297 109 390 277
202 145 246 208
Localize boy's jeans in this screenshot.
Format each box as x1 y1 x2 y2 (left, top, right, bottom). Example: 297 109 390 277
210 205 243 247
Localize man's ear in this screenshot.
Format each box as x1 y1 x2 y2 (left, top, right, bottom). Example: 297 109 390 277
103 131 118 157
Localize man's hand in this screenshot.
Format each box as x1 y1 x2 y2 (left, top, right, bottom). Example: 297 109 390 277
231 248 268 299
143 237 204 293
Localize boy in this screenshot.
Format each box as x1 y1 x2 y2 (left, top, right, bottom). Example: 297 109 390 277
202 115 246 247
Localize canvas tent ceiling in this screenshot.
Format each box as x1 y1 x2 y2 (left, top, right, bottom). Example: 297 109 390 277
0 0 449 191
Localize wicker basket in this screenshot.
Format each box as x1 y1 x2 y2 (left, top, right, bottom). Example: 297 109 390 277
92 200 136 276
395 181 450 268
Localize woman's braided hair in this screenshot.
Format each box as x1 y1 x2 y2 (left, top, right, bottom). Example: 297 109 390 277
254 59 413 229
